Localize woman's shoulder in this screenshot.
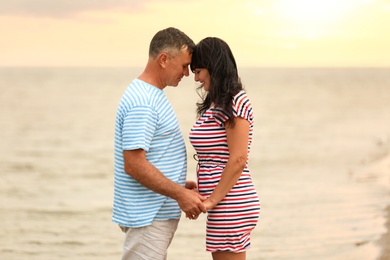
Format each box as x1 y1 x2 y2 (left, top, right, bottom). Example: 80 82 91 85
233 90 251 105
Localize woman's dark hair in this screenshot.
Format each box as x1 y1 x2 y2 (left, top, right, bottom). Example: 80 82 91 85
190 37 243 127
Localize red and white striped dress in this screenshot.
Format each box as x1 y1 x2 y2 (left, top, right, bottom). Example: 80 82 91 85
189 90 260 253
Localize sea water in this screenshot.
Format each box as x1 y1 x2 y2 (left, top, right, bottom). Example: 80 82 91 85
0 67 389 259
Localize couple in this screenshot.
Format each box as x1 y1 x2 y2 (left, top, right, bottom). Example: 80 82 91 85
112 27 260 260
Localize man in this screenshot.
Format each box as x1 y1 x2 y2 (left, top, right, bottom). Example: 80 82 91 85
112 27 207 260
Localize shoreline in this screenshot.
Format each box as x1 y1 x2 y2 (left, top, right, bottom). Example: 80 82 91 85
354 151 390 260
372 153 390 260
379 205 390 260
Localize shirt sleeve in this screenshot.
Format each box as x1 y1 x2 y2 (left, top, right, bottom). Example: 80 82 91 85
122 105 158 152
213 91 253 126
232 91 253 122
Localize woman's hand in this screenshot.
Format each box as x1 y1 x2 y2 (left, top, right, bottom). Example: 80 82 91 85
203 198 215 211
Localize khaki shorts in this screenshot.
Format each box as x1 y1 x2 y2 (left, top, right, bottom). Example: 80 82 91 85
119 219 180 260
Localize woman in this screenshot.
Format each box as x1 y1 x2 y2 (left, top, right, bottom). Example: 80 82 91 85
189 37 260 260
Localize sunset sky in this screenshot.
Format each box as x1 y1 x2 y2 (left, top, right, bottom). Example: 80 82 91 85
1 0 389 67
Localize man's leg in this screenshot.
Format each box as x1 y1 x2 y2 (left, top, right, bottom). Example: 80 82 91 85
120 219 179 260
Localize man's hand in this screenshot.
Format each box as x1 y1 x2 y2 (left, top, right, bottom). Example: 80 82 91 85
185 180 197 191
178 188 206 220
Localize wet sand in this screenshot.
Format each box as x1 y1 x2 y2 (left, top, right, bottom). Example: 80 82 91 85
357 153 390 260
379 205 390 260
370 153 390 260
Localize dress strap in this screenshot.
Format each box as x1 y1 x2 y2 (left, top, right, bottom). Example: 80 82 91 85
193 154 200 191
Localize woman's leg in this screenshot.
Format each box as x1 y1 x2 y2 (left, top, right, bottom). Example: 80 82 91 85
212 251 246 260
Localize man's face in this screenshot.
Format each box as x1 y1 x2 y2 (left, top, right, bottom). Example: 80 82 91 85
164 46 192 87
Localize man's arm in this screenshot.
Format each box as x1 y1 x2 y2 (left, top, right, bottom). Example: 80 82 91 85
123 149 207 217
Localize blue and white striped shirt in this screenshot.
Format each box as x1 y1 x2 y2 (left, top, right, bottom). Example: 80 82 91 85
112 79 187 227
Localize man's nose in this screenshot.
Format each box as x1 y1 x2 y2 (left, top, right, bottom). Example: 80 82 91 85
183 66 190 77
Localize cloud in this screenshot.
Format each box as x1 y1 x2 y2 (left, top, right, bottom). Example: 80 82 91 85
0 0 147 17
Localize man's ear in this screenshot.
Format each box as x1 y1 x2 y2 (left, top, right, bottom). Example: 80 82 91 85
158 53 169 68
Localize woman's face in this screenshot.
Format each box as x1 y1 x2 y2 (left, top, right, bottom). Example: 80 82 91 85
193 68 211 91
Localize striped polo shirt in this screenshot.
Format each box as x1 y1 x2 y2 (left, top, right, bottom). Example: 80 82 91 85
112 79 187 228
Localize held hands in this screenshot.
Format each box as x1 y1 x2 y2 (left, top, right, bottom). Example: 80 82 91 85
185 198 215 220
183 180 205 220
178 182 207 220
183 181 215 220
